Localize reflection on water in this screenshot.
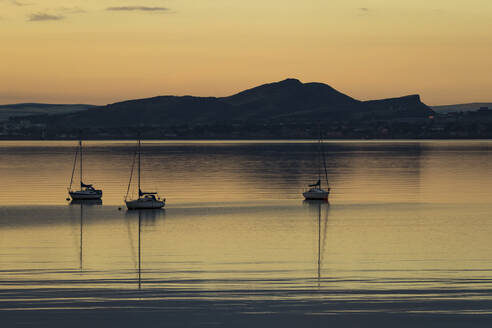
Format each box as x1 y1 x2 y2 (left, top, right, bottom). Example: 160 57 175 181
69 199 102 271
2 202 492 301
0 140 491 205
303 200 330 284
1 141 492 325
124 209 165 289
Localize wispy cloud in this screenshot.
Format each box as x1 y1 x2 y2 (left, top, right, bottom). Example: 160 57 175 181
58 7 87 14
28 13 64 22
11 0 31 6
357 7 370 16
106 6 169 12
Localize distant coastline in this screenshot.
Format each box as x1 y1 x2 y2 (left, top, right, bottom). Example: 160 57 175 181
1 79 491 140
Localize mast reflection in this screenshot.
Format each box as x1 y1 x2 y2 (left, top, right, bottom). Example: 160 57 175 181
303 200 330 284
125 209 165 289
69 199 102 271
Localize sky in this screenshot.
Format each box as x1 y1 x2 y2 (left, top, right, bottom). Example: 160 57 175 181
1 0 491 106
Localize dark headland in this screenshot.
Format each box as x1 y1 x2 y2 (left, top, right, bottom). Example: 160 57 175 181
1 78 492 139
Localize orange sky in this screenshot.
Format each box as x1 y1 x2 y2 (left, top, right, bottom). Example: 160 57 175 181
1 0 491 105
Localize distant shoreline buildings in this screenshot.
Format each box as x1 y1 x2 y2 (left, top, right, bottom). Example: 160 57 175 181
1 80 491 140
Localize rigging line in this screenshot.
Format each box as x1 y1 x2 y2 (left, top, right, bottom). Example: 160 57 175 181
69 149 78 190
125 143 139 201
320 131 330 188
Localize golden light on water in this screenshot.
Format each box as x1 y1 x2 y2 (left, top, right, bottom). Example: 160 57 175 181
1 140 492 206
1 141 492 325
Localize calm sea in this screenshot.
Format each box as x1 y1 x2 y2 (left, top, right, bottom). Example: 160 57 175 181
1 140 492 327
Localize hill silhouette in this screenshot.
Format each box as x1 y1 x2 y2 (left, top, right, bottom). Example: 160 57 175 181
432 103 492 113
0 103 94 122
41 78 431 129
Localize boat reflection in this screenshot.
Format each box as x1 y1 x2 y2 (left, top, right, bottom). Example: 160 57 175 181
69 199 102 271
303 200 330 284
125 209 165 289
70 199 103 206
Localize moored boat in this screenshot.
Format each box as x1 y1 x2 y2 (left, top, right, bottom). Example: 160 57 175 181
303 180 330 200
303 130 331 201
126 193 164 209
68 140 102 201
125 139 165 210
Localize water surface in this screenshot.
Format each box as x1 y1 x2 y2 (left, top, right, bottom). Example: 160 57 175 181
1 140 492 327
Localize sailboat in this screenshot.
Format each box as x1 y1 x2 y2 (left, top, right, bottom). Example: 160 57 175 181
303 131 331 200
68 140 103 200
125 139 165 210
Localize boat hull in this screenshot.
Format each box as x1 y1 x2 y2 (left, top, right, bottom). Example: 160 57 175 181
70 190 103 200
126 199 165 210
303 188 330 200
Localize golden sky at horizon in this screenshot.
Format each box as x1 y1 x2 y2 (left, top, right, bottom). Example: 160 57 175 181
1 0 491 106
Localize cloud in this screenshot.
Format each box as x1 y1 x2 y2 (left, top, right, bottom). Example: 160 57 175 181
58 7 87 14
11 0 29 6
357 7 370 16
28 13 64 21
106 6 169 12
25 6 86 22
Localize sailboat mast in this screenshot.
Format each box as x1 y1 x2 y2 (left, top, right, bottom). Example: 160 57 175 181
318 202 321 282
318 128 322 187
79 139 83 187
320 130 330 189
138 138 141 193
138 211 141 289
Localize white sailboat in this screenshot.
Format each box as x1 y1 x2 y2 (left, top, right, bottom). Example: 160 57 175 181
68 140 103 200
125 139 165 210
303 131 331 201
